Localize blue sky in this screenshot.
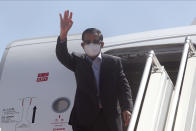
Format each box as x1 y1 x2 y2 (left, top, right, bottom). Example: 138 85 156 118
1 1 196 60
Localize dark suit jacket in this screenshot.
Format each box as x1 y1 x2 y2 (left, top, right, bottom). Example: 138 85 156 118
56 36 133 131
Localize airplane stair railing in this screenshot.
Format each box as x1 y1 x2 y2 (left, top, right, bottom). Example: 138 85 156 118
165 36 196 131
127 50 157 131
128 50 174 131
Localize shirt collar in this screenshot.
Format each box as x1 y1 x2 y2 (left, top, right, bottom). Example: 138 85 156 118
86 52 102 63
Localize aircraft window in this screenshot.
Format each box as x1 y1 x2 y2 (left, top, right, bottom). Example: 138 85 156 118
52 97 70 113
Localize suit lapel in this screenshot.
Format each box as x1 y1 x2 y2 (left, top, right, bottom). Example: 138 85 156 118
99 53 108 90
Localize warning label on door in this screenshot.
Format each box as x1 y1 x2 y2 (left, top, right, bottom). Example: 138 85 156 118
50 115 66 131
1 107 19 123
36 72 49 82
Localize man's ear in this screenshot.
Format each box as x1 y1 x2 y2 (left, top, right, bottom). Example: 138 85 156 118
81 42 85 49
100 42 104 48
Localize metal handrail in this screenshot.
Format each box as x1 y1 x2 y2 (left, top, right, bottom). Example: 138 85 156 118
128 50 162 131
128 36 196 131
165 36 195 131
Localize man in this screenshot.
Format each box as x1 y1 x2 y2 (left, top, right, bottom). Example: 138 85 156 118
56 10 133 131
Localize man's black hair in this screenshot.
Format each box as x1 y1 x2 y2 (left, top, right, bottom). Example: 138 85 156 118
82 28 103 41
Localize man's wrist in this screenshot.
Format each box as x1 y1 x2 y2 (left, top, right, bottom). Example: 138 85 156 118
60 32 67 41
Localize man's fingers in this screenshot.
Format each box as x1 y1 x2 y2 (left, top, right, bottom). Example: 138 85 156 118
125 119 130 126
123 113 126 121
64 10 67 19
69 12 73 20
67 20 73 31
70 20 73 26
123 111 131 127
123 112 129 121
59 13 63 22
59 10 73 33
64 10 69 19
124 114 130 126
125 113 129 121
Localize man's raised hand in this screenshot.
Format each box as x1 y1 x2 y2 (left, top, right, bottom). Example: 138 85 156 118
59 10 73 41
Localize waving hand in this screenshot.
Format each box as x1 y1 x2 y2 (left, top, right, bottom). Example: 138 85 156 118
59 10 73 41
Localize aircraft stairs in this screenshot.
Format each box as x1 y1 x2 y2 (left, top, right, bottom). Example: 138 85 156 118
127 37 196 131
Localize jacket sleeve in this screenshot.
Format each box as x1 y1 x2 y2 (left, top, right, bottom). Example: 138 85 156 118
56 36 76 72
117 58 134 113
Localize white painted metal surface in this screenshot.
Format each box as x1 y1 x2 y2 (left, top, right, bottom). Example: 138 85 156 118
128 51 173 131
0 37 82 131
173 55 196 131
164 37 196 131
128 51 154 131
137 67 173 131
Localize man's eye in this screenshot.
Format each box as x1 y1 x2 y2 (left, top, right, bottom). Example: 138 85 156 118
93 40 101 43
93 40 99 43
84 40 100 44
84 40 90 44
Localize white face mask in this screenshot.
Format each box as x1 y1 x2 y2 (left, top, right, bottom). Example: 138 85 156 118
84 43 101 57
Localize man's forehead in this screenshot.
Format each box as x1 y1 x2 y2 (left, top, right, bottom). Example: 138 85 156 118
84 32 99 39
